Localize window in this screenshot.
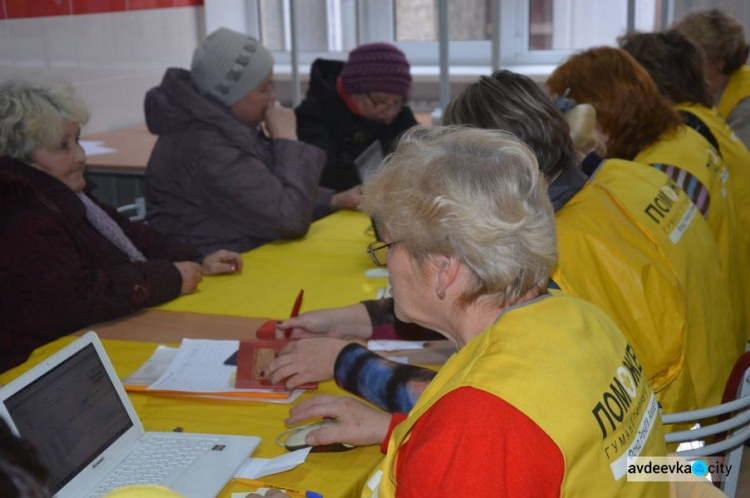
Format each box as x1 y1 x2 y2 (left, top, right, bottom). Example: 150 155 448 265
206 0 667 68
394 0 491 41
527 0 662 51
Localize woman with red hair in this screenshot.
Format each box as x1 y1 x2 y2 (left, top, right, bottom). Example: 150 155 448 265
548 46 746 361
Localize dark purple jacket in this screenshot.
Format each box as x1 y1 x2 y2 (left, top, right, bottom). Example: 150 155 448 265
0 158 201 373
145 68 331 254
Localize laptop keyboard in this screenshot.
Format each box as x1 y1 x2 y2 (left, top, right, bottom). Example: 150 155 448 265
89 435 219 497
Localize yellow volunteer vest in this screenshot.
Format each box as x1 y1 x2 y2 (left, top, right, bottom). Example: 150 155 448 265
675 102 750 342
376 294 667 497
592 160 739 409
634 125 747 339
552 180 686 396
717 65 750 121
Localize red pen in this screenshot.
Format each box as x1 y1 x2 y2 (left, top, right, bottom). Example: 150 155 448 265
290 289 304 318
285 289 304 338
256 289 304 339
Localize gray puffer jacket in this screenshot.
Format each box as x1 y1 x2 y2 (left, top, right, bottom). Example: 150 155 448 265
144 68 330 254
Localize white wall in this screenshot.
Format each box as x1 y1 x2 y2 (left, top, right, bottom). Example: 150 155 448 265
0 7 205 133
1 1 749 134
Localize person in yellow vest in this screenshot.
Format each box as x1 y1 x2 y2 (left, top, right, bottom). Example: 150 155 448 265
672 8 750 151
547 47 747 351
620 28 750 347
558 105 738 413
283 126 667 496
266 71 710 420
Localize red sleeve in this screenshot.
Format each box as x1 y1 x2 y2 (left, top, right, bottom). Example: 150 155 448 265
381 413 409 454
394 387 564 497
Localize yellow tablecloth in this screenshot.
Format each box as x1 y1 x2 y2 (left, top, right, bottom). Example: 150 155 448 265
153 211 388 319
0 337 383 498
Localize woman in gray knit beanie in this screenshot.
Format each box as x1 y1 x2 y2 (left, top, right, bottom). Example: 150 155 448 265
144 27 361 255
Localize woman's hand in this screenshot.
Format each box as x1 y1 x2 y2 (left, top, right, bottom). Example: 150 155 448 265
277 303 373 339
266 338 352 389
286 395 391 447
173 261 203 294
265 101 298 141
202 249 243 275
331 185 363 210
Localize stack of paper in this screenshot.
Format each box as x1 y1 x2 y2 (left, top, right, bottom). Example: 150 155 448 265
123 339 305 404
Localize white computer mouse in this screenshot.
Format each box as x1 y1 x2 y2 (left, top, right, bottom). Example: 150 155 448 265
283 420 354 452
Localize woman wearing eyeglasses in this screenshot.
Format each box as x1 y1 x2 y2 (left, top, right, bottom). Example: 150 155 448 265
267 71 700 421
284 126 667 497
295 43 418 192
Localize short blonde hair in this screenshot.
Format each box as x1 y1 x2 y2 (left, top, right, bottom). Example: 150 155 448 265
361 125 558 308
0 80 89 162
673 9 749 75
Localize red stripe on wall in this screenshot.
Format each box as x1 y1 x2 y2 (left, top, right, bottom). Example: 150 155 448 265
73 0 127 15
6 0 72 19
2 0 203 19
128 0 174 9
129 0 205 10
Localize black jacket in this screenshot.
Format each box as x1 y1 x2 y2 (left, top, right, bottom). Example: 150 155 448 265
295 59 418 191
0 158 199 372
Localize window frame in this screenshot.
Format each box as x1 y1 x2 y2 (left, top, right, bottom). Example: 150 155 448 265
207 0 658 69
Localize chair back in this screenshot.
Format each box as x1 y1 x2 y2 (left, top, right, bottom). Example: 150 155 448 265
661 352 750 497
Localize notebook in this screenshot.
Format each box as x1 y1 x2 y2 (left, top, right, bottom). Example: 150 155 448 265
235 340 318 390
0 332 261 498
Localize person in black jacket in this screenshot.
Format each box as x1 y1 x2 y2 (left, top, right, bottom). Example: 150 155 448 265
295 43 418 192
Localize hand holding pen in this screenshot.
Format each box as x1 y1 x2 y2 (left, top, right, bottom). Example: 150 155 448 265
256 289 304 339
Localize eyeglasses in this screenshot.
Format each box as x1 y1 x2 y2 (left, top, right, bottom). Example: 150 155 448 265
367 241 398 266
366 93 404 113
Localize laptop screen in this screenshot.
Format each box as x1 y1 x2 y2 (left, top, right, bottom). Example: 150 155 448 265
3 343 133 493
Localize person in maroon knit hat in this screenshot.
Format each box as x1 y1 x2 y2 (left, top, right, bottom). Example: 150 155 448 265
295 43 418 192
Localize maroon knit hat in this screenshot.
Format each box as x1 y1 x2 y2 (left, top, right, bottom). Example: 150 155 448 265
340 43 412 98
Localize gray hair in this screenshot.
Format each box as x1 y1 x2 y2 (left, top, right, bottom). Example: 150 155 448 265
673 8 749 75
0 80 89 162
361 125 558 308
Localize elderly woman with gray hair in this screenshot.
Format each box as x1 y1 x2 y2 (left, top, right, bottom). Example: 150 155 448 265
281 126 666 497
0 80 242 372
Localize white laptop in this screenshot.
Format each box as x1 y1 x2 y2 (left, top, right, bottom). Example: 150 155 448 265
0 331 260 498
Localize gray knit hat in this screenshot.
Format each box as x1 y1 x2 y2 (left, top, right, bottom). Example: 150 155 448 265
190 27 274 107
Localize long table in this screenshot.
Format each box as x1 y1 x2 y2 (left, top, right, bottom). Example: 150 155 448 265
154 210 389 319
0 335 383 498
0 211 434 497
